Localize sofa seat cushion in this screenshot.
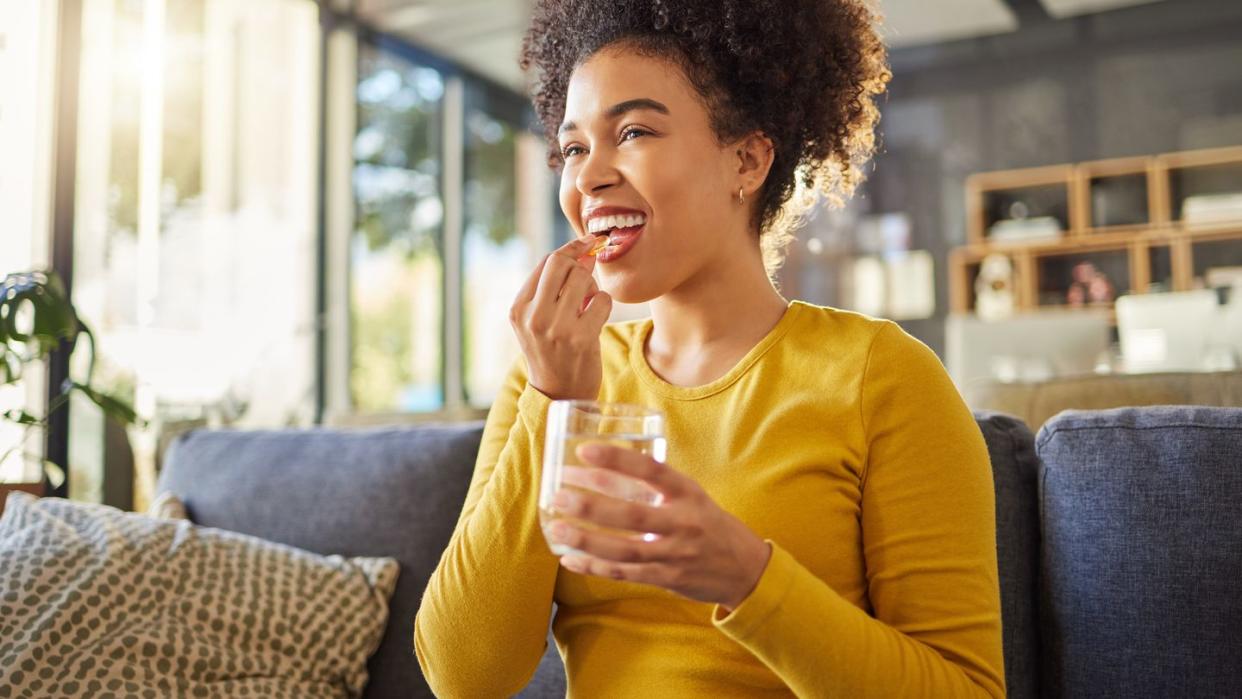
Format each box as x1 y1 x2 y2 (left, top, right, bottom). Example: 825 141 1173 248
1036 406 1242 697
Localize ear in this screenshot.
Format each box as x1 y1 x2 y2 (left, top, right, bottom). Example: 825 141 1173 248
732 131 775 199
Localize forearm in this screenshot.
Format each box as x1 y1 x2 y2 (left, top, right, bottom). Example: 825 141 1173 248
415 384 559 697
713 543 1004 699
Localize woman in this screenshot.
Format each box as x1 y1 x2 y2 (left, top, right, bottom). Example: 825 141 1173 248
415 1 1006 696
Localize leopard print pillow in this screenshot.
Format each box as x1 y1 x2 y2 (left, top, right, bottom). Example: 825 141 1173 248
0 492 398 698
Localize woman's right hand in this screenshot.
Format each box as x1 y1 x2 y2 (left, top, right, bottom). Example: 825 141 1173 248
510 236 613 401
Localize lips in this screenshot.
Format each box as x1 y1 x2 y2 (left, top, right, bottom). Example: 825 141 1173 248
594 223 644 263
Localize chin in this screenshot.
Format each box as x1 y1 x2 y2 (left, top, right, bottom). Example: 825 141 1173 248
598 274 664 305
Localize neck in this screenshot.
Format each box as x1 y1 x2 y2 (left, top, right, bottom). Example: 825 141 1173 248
646 238 789 356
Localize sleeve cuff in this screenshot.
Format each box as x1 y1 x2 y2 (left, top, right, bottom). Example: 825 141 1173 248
711 539 798 640
516 382 553 435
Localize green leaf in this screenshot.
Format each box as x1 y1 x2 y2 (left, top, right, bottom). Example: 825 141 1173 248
41 459 66 489
66 381 146 428
1 271 78 359
1 409 41 426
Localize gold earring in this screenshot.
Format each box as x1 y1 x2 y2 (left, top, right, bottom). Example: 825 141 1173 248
737 187 745 205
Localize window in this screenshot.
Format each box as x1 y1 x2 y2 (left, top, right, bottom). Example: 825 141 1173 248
462 86 539 408
350 40 446 413
68 0 320 507
347 38 555 416
0 0 58 483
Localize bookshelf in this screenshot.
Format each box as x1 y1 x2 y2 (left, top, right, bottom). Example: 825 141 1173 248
950 145 1242 322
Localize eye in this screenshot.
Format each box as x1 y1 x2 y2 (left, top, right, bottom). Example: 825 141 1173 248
620 126 650 143
560 144 586 159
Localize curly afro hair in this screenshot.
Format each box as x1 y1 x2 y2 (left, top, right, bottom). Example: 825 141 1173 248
520 0 891 275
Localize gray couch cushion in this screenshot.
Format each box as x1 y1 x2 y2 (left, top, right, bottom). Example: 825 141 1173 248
520 633 568 698
157 423 484 699
974 411 1041 699
1036 406 1242 698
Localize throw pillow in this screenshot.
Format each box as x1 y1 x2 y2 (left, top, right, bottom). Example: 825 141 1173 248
0 492 398 698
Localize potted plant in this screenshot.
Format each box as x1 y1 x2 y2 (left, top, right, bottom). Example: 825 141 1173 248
1 270 145 517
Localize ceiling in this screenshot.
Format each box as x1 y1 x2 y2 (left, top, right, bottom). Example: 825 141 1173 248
356 0 1168 92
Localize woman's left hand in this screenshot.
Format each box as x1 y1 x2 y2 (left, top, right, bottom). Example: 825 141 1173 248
546 442 773 612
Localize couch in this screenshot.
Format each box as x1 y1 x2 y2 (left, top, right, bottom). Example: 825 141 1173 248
156 405 1242 698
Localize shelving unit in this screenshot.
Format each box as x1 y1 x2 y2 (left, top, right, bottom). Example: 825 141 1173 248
950 145 1242 322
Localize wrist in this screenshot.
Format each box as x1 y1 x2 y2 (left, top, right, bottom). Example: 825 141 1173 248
723 536 772 612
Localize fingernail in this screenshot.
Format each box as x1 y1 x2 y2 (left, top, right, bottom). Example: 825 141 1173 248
553 490 575 509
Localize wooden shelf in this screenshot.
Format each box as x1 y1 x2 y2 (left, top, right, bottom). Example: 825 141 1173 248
952 144 1242 316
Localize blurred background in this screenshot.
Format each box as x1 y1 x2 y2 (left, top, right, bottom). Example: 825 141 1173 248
3 0 1241 510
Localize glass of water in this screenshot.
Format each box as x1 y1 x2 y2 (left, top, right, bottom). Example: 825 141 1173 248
539 400 667 557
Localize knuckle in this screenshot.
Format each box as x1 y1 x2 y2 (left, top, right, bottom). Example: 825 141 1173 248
623 503 647 529
679 518 705 540
575 497 593 518
673 541 698 562
664 565 688 587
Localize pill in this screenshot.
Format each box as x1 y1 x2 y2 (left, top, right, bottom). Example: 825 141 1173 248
587 235 609 256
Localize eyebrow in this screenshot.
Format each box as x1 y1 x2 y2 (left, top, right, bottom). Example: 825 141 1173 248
558 98 670 136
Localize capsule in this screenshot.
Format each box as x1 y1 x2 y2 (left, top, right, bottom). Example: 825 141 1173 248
587 235 609 256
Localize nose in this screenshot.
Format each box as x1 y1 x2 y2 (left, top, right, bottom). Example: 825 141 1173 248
574 147 621 196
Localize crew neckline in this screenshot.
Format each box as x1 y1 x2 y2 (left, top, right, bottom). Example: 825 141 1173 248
628 300 805 401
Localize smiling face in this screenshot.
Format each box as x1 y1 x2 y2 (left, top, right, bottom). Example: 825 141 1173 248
557 44 753 304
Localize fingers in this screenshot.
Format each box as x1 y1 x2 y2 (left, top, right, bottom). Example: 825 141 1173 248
581 288 612 326
556 264 594 310
517 237 594 305
552 485 678 535
533 237 597 305
559 553 678 586
575 443 685 499
579 276 600 315
549 521 684 565
579 246 598 275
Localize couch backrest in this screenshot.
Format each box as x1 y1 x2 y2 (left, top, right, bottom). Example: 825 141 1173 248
1035 406 1242 697
157 422 486 699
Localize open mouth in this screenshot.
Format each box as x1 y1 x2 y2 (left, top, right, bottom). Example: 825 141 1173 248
586 213 647 258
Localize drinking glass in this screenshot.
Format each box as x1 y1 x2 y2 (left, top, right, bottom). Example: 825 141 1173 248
539 400 667 557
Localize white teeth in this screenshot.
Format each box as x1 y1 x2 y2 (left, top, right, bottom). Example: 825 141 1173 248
586 213 646 234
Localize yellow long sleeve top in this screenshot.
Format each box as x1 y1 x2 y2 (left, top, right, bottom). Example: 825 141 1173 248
414 300 1006 698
